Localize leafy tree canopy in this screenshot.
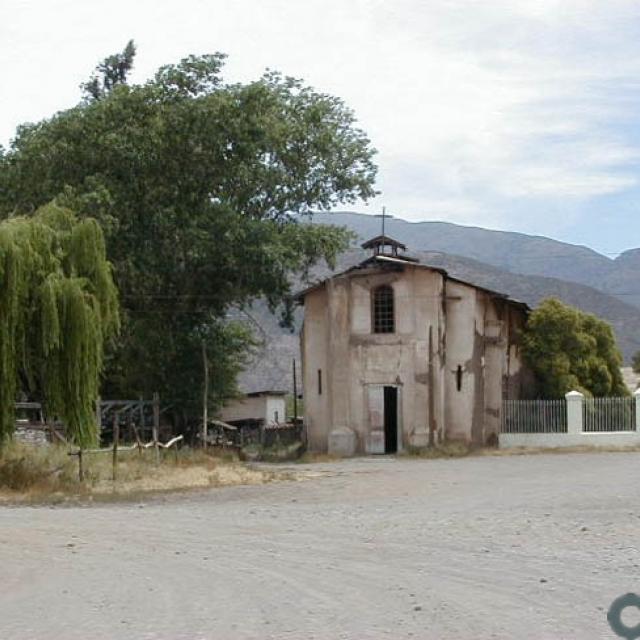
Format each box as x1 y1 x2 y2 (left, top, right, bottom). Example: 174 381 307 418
80 39 136 101
0 203 118 446
521 298 627 398
0 42 376 424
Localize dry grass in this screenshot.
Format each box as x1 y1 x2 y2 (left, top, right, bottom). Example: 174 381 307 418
401 441 473 459
4 438 634 505
0 442 293 504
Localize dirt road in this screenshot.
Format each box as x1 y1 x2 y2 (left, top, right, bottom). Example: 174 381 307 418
2 453 639 639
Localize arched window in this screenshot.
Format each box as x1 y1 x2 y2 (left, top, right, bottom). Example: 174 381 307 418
373 285 395 333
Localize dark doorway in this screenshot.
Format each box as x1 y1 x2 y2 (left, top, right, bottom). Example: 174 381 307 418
383 386 398 453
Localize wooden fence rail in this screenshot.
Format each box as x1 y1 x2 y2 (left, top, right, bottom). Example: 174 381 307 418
68 435 184 481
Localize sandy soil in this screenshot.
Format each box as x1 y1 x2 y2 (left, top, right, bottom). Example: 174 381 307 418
1 452 639 639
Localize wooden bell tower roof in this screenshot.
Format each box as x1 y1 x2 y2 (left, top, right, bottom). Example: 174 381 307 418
361 235 407 257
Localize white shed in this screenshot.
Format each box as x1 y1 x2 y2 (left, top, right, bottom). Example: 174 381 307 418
217 390 287 427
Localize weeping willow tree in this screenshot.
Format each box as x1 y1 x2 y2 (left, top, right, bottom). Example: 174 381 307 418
0 203 119 447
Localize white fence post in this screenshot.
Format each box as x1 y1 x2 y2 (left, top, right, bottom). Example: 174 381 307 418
635 389 640 432
565 391 584 434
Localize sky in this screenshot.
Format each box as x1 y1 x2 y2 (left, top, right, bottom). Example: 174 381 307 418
2 0 640 255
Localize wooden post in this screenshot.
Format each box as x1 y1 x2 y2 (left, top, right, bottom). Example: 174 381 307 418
202 341 209 450
138 396 144 456
153 392 160 464
112 412 119 481
95 396 101 429
78 449 84 482
132 421 143 457
292 359 298 426
127 408 133 443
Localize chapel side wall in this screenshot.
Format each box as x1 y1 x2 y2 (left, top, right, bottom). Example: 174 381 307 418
328 278 352 438
504 306 532 399
481 296 506 443
409 268 446 447
346 277 369 449
444 281 478 442
485 300 533 439
480 298 532 441
301 287 331 452
436 279 447 443
446 290 530 444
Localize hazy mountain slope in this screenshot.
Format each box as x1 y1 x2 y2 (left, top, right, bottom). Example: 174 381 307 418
602 249 640 309
309 212 640 308
414 250 640 360
237 247 640 394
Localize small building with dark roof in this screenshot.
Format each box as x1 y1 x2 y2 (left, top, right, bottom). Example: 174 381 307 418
296 235 532 454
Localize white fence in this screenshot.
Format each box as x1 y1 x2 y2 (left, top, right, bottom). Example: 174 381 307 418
502 399 567 433
583 397 636 432
499 390 640 449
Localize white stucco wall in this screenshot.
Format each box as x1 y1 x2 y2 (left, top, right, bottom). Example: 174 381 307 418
443 281 478 441
301 286 330 451
218 395 286 426
499 432 640 449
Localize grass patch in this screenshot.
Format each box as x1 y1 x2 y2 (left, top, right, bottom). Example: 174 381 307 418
0 442 293 504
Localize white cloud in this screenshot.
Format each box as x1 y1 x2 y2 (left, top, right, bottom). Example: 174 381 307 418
2 0 640 244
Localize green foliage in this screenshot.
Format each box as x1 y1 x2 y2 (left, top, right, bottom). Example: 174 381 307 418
0 43 376 425
81 40 137 101
522 298 627 398
107 315 255 429
632 351 640 375
0 204 118 447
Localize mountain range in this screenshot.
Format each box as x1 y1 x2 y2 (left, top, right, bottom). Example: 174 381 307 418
310 212 640 310
236 212 640 394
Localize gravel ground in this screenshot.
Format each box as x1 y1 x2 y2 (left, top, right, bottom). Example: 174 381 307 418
1 452 639 639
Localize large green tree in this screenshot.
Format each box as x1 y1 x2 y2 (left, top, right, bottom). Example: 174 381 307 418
0 43 376 425
521 298 627 398
0 203 119 446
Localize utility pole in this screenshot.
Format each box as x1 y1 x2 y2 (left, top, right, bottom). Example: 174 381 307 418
202 341 209 450
292 358 298 425
428 326 436 447
153 392 160 464
112 411 119 482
